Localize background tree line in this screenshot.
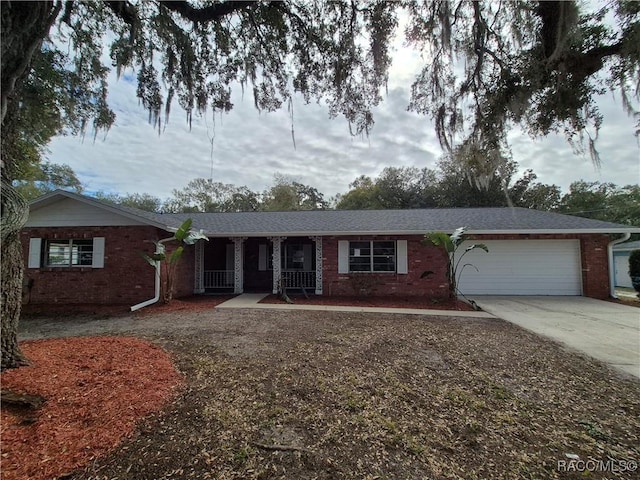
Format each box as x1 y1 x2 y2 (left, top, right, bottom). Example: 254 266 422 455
15 160 639 226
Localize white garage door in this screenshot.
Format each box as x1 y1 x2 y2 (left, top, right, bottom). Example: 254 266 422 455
457 240 582 295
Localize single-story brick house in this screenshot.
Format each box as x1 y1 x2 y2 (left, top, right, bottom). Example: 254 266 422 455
21 190 640 307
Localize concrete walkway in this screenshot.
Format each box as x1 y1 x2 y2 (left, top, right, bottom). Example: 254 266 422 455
216 293 495 318
473 296 640 379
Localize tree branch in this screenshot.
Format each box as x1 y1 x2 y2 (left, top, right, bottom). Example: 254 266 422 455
559 41 624 80
158 0 256 23
104 1 138 26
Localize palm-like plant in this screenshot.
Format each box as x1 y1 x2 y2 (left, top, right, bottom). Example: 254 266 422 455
143 219 208 303
423 227 488 300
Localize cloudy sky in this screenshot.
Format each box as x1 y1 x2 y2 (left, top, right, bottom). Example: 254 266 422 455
46 28 639 203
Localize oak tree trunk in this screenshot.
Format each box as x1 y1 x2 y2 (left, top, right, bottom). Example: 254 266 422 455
1 1 61 370
1 178 30 370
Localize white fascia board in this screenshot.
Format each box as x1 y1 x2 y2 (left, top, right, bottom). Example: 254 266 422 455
465 228 640 235
201 230 429 237
200 228 640 237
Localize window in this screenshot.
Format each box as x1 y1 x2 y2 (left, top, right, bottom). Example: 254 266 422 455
349 240 395 272
45 239 94 267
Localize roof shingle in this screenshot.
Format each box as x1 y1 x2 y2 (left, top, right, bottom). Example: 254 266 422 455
30 190 640 236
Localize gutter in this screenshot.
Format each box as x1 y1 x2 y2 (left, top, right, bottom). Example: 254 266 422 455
198 228 640 238
130 237 173 312
608 232 631 299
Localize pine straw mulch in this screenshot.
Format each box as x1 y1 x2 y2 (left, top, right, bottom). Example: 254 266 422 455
135 295 238 315
259 294 475 311
0 337 183 480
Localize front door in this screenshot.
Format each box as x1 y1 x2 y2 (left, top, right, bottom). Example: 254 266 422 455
243 238 273 292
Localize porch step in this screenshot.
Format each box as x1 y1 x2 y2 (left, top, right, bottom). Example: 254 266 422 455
216 293 270 308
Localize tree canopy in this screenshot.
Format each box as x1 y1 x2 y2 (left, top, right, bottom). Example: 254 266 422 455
3 1 638 179
558 181 640 226
13 162 83 200
333 160 562 210
406 0 640 173
37 163 638 226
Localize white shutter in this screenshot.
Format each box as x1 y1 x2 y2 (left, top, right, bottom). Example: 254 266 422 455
303 244 312 271
92 237 105 268
28 238 42 268
258 244 267 271
338 240 349 274
396 240 408 274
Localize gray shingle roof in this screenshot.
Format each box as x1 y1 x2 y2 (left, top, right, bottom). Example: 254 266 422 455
176 208 639 236
614 240 640 251
31 190 640 236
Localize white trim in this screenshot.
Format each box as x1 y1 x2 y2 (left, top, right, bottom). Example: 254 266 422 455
231 237 246 294
28 238 42 268
396 240 408 274
310 236 323 295
268 236 286 294
199 228 640 238
194 240 205 293
92 237 105 268
608 233 631 298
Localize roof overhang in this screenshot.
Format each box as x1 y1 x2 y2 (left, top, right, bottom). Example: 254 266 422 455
28 190 176 232
199 228 640 237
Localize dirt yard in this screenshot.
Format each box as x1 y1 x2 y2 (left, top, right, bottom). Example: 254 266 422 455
7 303 640 479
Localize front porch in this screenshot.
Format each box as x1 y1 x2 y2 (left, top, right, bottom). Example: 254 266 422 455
194 236 323 295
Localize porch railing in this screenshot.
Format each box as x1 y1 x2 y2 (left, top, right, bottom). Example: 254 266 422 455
282 270 316 289
204 270 234 289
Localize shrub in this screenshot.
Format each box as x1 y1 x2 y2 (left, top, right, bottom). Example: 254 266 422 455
629 250 640 294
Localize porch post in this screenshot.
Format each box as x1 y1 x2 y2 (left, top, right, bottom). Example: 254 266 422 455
230 237 246 294
268 236 286 294
310 236 323 295
194 239 205 294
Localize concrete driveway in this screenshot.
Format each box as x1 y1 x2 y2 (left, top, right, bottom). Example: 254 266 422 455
472 296 640 379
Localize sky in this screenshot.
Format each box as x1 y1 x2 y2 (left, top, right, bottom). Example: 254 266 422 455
46 24 640 203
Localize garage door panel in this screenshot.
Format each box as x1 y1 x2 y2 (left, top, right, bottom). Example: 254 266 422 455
457 240 582 295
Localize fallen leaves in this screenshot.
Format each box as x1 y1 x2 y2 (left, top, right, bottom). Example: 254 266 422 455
0 336 182 480
8 308 640 479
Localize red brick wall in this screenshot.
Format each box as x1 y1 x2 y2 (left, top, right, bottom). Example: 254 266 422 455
321 236 450 298
322 233 612 299
578 235 610 299
467 233 611 299
21 226 166 305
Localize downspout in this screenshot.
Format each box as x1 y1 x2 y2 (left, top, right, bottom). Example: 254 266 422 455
130 236 173 312
130 260 161 311
608 232 631 299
